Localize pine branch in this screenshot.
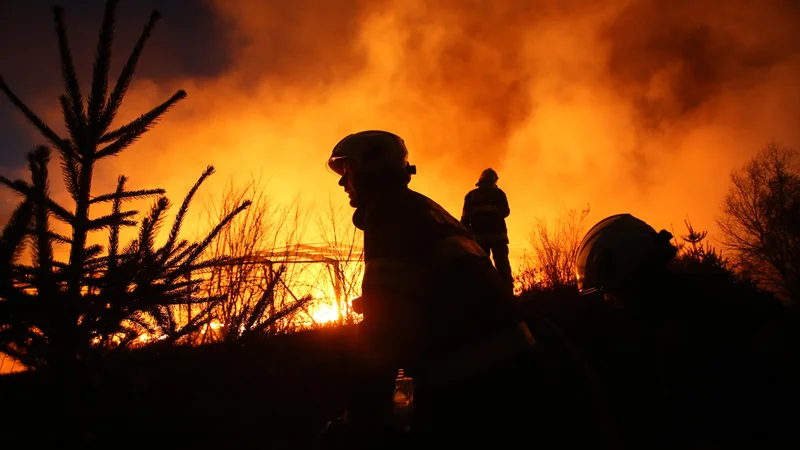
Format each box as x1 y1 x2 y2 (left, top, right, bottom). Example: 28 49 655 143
0 200 33 269
60 152 81 201
127 311 160 336
161 165 214 263
90 187 164 204
0 76 73 157
168 242 201 265
138 197 170 258
88 0 118 133
52 6 87 144
152 278 199 294
101 10 162 131
87 210 138 231
25 229 72 245
28 147 55 284
85 244 103 261
182 200 252 266
167 240 190 259
98 89 187 146
0 176 76 224
107 175 126 270
121 236 139 256
59 94 84 143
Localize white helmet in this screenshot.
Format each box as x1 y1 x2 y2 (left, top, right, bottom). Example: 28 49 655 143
327 130 417 177
575 214 676 295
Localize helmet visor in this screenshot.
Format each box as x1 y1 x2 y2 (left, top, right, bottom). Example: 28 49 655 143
327 156 361 176
327 156 348 176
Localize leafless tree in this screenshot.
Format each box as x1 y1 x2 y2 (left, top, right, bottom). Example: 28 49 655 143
717 144 800 304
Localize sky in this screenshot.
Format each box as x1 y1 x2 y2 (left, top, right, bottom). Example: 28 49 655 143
1 0 800 266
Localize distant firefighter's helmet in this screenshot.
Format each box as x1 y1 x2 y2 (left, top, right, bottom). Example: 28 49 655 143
477 168 499 187
327 130 416 177
575 214 676 295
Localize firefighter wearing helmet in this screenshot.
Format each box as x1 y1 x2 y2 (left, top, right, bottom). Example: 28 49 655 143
575 213 677 306
574 213 797 449
461 168 513 293
321 131 612 448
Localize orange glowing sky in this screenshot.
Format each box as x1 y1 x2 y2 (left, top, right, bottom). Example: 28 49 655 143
1 0 800 268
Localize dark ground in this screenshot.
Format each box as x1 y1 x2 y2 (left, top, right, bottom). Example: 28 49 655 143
0 325 359 448
2 288 798 448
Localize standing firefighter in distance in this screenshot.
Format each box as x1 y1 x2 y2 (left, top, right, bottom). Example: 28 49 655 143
461 168 513 293
575 213 799 449
320 130 614 449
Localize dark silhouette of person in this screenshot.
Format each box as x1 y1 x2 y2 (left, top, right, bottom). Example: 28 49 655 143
461 168 514 294
575 213 800 450
320 130 614 449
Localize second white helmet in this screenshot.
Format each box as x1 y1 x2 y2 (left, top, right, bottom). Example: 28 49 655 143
575 214 676 295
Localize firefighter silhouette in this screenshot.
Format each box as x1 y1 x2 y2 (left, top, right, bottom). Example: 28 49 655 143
461 168 513 293
575 213 799 449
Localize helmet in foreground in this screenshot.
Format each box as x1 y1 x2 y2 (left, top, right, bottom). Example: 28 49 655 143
575 214 676 295
327 130 417 177
477 168 499 187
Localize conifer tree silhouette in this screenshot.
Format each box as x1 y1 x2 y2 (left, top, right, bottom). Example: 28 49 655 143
0 0 249 370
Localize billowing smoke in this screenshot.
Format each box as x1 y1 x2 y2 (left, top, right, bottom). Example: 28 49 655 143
1 0 799 259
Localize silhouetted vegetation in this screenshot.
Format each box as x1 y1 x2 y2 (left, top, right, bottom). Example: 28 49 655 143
671 219 732 275
198 175 314 342
516 206 590 293
718 144 800 305
0 0 249 370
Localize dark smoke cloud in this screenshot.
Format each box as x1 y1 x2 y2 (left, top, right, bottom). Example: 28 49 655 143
210 0 379 93
603 0 800 131
597 0 800 190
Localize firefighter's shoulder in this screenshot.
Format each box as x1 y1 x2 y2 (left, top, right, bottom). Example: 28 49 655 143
408 191 467 231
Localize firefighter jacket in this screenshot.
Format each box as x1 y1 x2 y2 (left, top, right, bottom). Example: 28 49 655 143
461 186 510 243
345 187 534 429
